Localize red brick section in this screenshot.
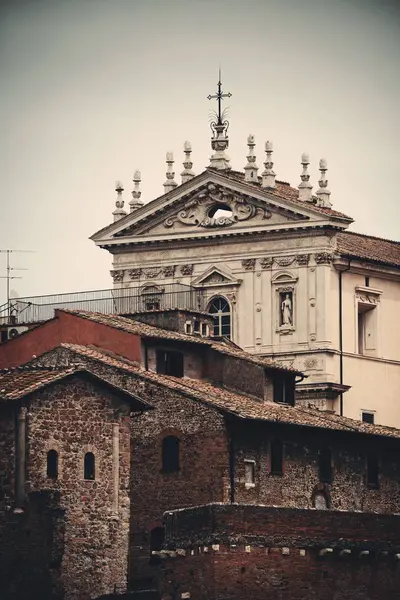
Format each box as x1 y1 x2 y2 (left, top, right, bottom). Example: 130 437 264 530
0 310 142 368
161 504 400 600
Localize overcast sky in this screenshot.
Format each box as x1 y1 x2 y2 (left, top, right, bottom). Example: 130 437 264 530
1 0 399 304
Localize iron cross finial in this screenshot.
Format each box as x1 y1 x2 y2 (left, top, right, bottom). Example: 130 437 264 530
207 69 232 125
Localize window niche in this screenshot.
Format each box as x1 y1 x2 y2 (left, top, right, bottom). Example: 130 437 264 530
141 284 164 311
244 460 256 487
46 449 59 480
272 272 297 335
84 452 96 480
161 435 180 473
355 286 382 356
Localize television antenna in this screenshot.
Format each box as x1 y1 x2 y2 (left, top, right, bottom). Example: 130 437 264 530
0 249 35 319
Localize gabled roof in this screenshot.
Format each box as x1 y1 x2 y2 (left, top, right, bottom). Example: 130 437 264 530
59 344 400 440
91 169 352 244
337 231 400 269
0 364 151 409
58 309 301 374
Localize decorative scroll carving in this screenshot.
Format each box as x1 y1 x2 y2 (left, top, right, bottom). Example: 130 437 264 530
164 184 271 229
180 264 194 276
315 252 333 265
296 254 310 266
274 256 296 267
110 270 124 282
143 267 162 279
356 291 380 304
129 268 142 280
162 265 176 278
260 257 273 269
242 259 256 271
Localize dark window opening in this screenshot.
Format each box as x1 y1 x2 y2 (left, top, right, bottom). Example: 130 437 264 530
201 322 208 337
145 300 160 310
156 349 184 377
362 412 375 424
1 330 7 343
46 449 59 479
366 455 379 488
149 527 165 564
193 319 200 333
318 448 333 483
273 375 295 406
208 297 231 339
162 436 180 473
365 276 370 287
270 440 283 475
84 452 95 480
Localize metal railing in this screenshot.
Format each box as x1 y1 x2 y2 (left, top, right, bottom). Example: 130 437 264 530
5 283 207 324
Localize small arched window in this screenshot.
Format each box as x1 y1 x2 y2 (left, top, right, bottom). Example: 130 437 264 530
84 452 95 480
46 449 59 479
162 436 180 473
319 448 333 483
208 296 231 339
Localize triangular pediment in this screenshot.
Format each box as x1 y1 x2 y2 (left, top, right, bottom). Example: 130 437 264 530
192 265 241 288
91 169 351 248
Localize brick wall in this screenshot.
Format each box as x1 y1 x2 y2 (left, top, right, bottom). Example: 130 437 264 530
160 504 400 600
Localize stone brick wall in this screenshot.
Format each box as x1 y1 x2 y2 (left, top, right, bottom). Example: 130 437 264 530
25 375 132 600
230 420 400 513
160 504 400 600
204 349 266 400
132 310 214 336
0 404 15 510
145 343 205 380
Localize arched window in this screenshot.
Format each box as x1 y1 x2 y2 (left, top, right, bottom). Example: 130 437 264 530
162 436 180 473
208 296 231 339
314 491 328 510
149 526 165 564
84 452 95 480
46 449 59 479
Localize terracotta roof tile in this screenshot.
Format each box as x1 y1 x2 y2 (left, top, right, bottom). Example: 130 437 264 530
0 366 77 401
337 231 400 268
59 310 300 374
61 344 400 441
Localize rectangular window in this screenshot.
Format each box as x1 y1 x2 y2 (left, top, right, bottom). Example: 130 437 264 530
244 460 255 487
201 322 208 337
156 350 184 377
193 319 200 333
366 455 379 488
273 375 295 406
185 321 192 335
270 440 283 475
362 411 375 424
318 448 333 483
357 303 377 355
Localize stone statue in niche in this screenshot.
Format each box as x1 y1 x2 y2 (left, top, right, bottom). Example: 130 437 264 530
280 292 293 327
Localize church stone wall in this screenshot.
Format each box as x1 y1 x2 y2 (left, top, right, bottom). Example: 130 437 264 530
160 504 400 600
230 421 400 513
25 377 132 600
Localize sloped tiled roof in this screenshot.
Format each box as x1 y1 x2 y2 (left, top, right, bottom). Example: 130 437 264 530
58 309 300 374
60 344 400 441
0 364 151 408
337 231 400 268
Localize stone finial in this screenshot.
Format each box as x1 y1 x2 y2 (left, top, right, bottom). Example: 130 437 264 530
164 152 178 193
129 170 144 212
209 122 231 171
112 181 127 222
261 140 276 188
316 158 332 208
244 134 259 183
181 141 195 184
298 152 313 202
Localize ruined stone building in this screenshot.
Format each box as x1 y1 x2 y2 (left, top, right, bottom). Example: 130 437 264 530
0 308 400 599
0 81 400 600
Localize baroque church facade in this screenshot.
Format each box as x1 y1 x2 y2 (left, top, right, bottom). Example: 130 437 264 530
91 83 400 428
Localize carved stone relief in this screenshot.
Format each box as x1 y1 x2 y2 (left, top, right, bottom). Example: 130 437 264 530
110 270 124 282
314 252 333 265
274 256 296 267
180 264 194 276
296 254 310 266
129 268 142 280
162 265 176 278
242 259 256 271
164 184 271 229
260 257 273 269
